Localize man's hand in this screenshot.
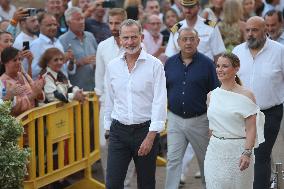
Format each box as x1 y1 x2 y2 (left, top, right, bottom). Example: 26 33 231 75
138 131 157 156
11 8 29 25
77 55 96 66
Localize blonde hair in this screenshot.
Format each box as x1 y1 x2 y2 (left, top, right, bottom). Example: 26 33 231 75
223 0 243 24
124 0 141 8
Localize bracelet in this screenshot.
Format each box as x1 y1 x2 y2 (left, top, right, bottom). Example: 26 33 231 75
242 149 252 157
10 19 17 26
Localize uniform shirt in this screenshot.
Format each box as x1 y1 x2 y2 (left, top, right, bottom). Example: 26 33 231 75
165 16 226 60
104 49 167 132
232 38 284 110
59 30 97 91
95 36 124 103
30 33 75 79
13 32 38 73
165 51 219 118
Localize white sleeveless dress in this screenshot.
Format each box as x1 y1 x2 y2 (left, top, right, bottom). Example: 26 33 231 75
204 88 265 189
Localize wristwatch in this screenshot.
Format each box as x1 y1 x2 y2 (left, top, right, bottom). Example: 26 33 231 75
242 149 252 157
104 131 110 140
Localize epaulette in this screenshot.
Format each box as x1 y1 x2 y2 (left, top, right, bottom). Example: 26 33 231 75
170 22 182 34
204 19 217 27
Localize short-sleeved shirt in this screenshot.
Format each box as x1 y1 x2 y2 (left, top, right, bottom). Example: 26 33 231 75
59 30 98 91
165 16 226 60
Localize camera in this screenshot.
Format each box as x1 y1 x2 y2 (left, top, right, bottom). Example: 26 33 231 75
102 1 116 8
26 8 37 17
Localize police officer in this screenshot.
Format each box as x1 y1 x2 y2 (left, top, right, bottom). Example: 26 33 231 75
165 0 225 62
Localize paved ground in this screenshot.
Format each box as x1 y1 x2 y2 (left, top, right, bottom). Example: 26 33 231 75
93 126 284 189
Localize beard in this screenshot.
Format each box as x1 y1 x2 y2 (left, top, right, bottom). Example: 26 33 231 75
124 45 141 55
247 36 266 49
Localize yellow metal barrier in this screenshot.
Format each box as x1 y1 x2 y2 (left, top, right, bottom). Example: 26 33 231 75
17 92 105 189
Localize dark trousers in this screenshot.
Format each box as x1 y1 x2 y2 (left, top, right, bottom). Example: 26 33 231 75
106 120 160 189
254 104 283 189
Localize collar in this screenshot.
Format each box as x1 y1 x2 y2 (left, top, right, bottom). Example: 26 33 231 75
180 16 204 29
119 48 147 62
46 67 58 79
39 33 57 44
277 31 284 41
178 51 198 63
245 37 270 55
67 30 86 40
20 32 37 40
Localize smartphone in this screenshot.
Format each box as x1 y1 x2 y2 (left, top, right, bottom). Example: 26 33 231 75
23 41 30 50
26 8 37 17
102 1 116 8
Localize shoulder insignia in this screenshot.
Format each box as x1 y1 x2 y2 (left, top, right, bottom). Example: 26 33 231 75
170 23 182 34
204 19 217 27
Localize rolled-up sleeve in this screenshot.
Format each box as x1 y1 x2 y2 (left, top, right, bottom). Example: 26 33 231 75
149 62 167 132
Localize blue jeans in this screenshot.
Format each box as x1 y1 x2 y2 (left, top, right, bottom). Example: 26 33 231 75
106 120 160 189
254 104 283 189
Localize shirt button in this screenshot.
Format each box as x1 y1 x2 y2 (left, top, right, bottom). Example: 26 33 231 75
183 112 186 114
183 81 186 85
182 102 185 105
182 92 184 95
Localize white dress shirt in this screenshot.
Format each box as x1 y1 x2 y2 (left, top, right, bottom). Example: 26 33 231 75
232 38 284 110
30 34 76 79
104 49 167 132
95 36 124 103
165 16 226 60
13 32 38 73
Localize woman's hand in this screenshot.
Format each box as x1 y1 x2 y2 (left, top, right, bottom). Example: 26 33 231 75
239 155 251 171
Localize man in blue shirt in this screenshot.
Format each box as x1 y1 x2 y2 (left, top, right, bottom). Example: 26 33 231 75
164 27 219 189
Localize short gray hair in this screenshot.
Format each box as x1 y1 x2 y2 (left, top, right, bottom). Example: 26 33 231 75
64 7 83 22
177 27 199 40
119 19 142 35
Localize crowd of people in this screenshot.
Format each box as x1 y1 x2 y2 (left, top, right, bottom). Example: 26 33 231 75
0 0 284 188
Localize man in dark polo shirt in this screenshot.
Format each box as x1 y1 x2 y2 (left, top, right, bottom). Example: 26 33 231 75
164 27 219 189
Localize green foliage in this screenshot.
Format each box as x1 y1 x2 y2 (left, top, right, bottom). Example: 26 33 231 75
0 101 30 189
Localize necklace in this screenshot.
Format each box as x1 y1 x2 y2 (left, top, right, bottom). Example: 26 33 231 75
221 82 237 92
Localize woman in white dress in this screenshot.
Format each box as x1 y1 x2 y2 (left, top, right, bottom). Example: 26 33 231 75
204 53 265 189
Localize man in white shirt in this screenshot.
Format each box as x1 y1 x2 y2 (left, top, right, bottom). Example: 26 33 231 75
13 16 39 76
104 19 167 189
95 7 127 180
30 13 75 79
233 16 284 189
165 0 225 62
